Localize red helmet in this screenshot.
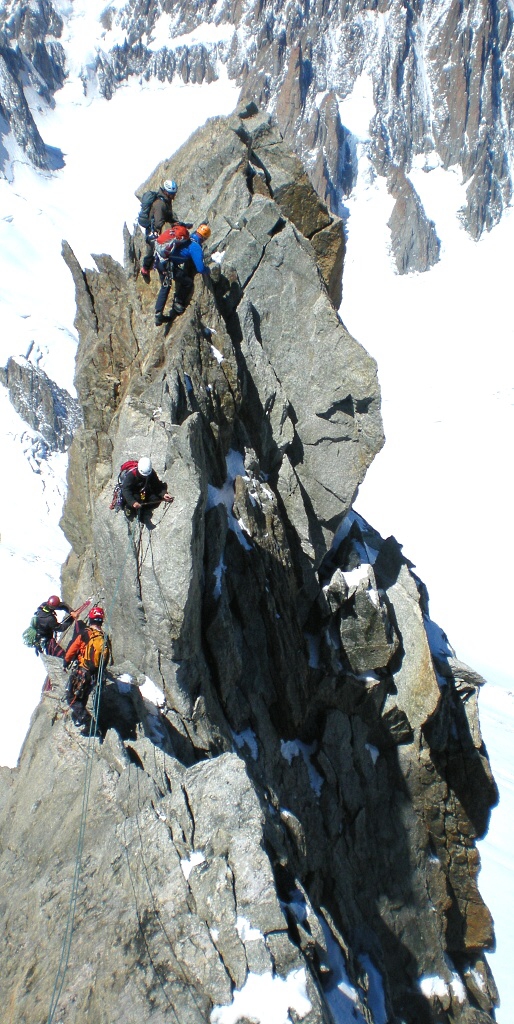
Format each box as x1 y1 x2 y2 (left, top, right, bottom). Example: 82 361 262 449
47 595 61 608
89 606 104 622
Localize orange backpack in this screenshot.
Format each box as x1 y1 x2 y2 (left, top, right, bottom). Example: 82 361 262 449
82 628 111 672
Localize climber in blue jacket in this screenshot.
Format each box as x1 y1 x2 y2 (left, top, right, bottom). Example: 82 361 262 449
154 223 211 326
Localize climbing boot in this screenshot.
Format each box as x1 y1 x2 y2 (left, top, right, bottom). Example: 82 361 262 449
72 705 87 726
155 312 171 326
172 299 185 314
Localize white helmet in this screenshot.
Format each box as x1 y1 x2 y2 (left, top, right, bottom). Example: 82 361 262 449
162 179 177 196
138 457 152 477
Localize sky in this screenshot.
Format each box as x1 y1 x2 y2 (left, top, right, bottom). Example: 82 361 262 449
0 14 512 1023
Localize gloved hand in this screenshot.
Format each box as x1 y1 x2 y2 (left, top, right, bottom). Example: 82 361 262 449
62 661 70 672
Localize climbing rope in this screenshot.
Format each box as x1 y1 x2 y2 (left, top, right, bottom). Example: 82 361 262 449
46 516 139 1024
47 441 175 1020
148 539 173 624
133 500 174 622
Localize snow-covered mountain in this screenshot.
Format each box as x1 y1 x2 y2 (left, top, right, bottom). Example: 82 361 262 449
0 1 513 1021
2 0 513 248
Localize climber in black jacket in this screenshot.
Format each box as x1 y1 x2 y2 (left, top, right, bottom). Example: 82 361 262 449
34 596 73 658
120 457 174 517
140 180 178 278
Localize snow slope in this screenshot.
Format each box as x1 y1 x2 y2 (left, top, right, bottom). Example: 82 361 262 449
0 20 512 1022
338 74 514 1023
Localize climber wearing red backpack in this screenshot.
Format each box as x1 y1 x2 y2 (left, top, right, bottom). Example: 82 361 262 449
120 457 174 517
64 606 112 727
140 179 178 279
153 222 211 326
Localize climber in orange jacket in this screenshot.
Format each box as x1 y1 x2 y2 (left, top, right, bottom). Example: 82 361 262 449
64 606 112 726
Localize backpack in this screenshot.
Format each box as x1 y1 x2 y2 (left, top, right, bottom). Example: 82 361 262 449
154 225 190 267
137 190 161 228
109 460 139 511
22 615 39 647
82 628 111 672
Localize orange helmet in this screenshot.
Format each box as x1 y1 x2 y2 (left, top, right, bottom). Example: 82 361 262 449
195 223 211 241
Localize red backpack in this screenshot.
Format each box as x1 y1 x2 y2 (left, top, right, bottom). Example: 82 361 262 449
119 459 139 477
154 224 190 264
109 460 139 511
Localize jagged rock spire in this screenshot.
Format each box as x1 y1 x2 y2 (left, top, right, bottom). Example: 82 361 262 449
0 109 498 1024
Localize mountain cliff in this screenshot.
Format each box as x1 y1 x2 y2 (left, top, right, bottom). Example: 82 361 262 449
0 109 499 1024
1 0 513 268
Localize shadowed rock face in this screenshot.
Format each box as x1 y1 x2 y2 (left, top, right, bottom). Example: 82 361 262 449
0 111 499 1024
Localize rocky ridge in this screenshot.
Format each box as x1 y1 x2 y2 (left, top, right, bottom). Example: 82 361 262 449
0 0 65 173
1 354 81 452
2 0 513 262
0 109 499 1024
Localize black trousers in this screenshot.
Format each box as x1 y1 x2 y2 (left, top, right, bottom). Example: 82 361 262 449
43 636 66 658
155 264 194 315
66 666 95 722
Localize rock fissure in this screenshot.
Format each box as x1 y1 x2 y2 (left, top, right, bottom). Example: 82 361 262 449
304 432 355 446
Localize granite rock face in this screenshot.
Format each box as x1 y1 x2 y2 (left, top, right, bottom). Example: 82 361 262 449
0 354 81 452
0 0 66 175
387 168 441 274
0 112 499 1024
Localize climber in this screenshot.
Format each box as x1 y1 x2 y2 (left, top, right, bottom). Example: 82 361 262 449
140 179 178 280
63 606 112 727
120 457 174 517
154 222 211 326
33 595 74 658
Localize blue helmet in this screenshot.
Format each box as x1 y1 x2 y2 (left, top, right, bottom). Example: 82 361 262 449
162 179 177 196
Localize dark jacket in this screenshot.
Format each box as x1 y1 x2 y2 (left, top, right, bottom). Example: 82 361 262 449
149 194 175 234
35 602 72 641
121 468 167 510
